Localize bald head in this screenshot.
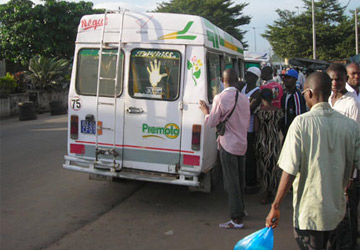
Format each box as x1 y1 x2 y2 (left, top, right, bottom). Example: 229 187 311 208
346 62 360 89
347 62 359 71
305 72 332 100
223 68 238 86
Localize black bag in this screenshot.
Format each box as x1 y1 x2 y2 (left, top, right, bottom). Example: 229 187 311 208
216 90 239 136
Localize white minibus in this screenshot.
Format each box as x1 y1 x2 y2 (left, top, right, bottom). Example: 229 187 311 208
63 10 245 190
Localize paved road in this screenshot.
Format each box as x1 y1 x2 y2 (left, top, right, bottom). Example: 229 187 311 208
45 182 297 250
0 114 143 250
1 113 298 250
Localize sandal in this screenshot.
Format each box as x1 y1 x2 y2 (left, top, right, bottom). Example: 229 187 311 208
219 220 244 229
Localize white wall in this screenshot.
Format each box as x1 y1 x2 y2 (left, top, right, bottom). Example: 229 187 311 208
0 91 68 118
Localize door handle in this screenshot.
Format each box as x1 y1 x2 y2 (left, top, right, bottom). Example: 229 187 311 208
126 107 144 114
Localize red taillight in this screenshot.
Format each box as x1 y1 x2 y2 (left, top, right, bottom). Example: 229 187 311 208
191 124 201 151
70 144 85 154
70 115 79 139
183 155 200 166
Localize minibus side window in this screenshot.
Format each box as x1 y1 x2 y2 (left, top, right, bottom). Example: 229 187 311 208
238 59 245 81
207 53 222 104
224 55 234 69
245 62 261 69
76 48 124 97
129 49 181 101
232 58 238 72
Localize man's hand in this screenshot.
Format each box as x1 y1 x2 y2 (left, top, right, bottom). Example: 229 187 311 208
266 207 280 229
199 100 209 115
264 171 295 229
345 178 353 202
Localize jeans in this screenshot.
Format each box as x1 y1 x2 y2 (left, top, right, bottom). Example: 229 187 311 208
219 145 246 220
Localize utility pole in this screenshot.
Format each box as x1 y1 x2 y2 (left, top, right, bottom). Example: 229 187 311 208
356 8 359 55
253 27 257 51
312 0 316 59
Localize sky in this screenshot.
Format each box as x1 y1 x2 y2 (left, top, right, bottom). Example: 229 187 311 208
1 0 358 54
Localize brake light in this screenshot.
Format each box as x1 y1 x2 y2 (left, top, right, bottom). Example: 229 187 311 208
183 155 200 166
70 144 85 154
70 115 79 139
191 124 201 151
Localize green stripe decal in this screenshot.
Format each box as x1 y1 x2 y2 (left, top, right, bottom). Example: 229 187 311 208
178 21 194 34
123 148 179 165
176 35 197 40
220 37 225 47
158 21 197 40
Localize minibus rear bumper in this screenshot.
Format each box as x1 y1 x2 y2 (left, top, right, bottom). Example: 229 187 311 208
63 155 201 187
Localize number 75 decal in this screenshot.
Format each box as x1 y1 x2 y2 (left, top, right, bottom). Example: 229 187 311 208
70 97 81 111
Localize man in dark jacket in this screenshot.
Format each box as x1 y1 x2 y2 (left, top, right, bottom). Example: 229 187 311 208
280 69 307 138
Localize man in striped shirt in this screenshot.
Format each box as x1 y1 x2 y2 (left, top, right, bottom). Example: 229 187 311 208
280 69 307 138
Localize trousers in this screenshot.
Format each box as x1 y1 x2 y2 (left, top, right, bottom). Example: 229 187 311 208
245 132 257 187
219 145 246 220
294 228 332 250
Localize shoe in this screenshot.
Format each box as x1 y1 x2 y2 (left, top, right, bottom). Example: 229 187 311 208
219 220 244 229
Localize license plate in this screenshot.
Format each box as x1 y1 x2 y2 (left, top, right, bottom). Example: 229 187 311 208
81 120 96 134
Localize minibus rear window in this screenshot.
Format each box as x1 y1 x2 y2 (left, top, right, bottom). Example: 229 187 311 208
76 48 124 97
129 49 181 101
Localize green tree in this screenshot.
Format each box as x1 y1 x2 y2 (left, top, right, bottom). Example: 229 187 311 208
0 73 18 95
262 0 359 60
154 0 251 47
0 0 38 65
27 55 70 90
0 0 103 65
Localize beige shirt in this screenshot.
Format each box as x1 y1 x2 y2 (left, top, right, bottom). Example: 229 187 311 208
329 91 360 125
278 102 360 231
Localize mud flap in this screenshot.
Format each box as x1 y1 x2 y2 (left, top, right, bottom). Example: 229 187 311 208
189 171 211 193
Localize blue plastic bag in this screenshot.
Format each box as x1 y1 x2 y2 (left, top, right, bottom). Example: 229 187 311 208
234 227 273 250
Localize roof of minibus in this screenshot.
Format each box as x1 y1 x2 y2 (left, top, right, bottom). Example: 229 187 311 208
77 11 244 57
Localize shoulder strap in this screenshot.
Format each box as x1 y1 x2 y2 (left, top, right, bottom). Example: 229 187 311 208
225 90 239 122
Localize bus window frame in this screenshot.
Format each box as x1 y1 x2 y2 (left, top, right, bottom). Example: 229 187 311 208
128 48 182 102
75 47 125 98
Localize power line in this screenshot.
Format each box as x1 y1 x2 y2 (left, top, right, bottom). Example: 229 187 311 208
343 0 352 10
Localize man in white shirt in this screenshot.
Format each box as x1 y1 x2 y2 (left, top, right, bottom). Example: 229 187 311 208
346 62 360 103
327 63 360 249
327 63 360 124
238 67 262 194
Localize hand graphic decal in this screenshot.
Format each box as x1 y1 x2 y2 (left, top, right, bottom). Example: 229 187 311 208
147 59 167 94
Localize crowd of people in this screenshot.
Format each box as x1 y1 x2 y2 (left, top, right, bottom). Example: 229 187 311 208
199 62 360 249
